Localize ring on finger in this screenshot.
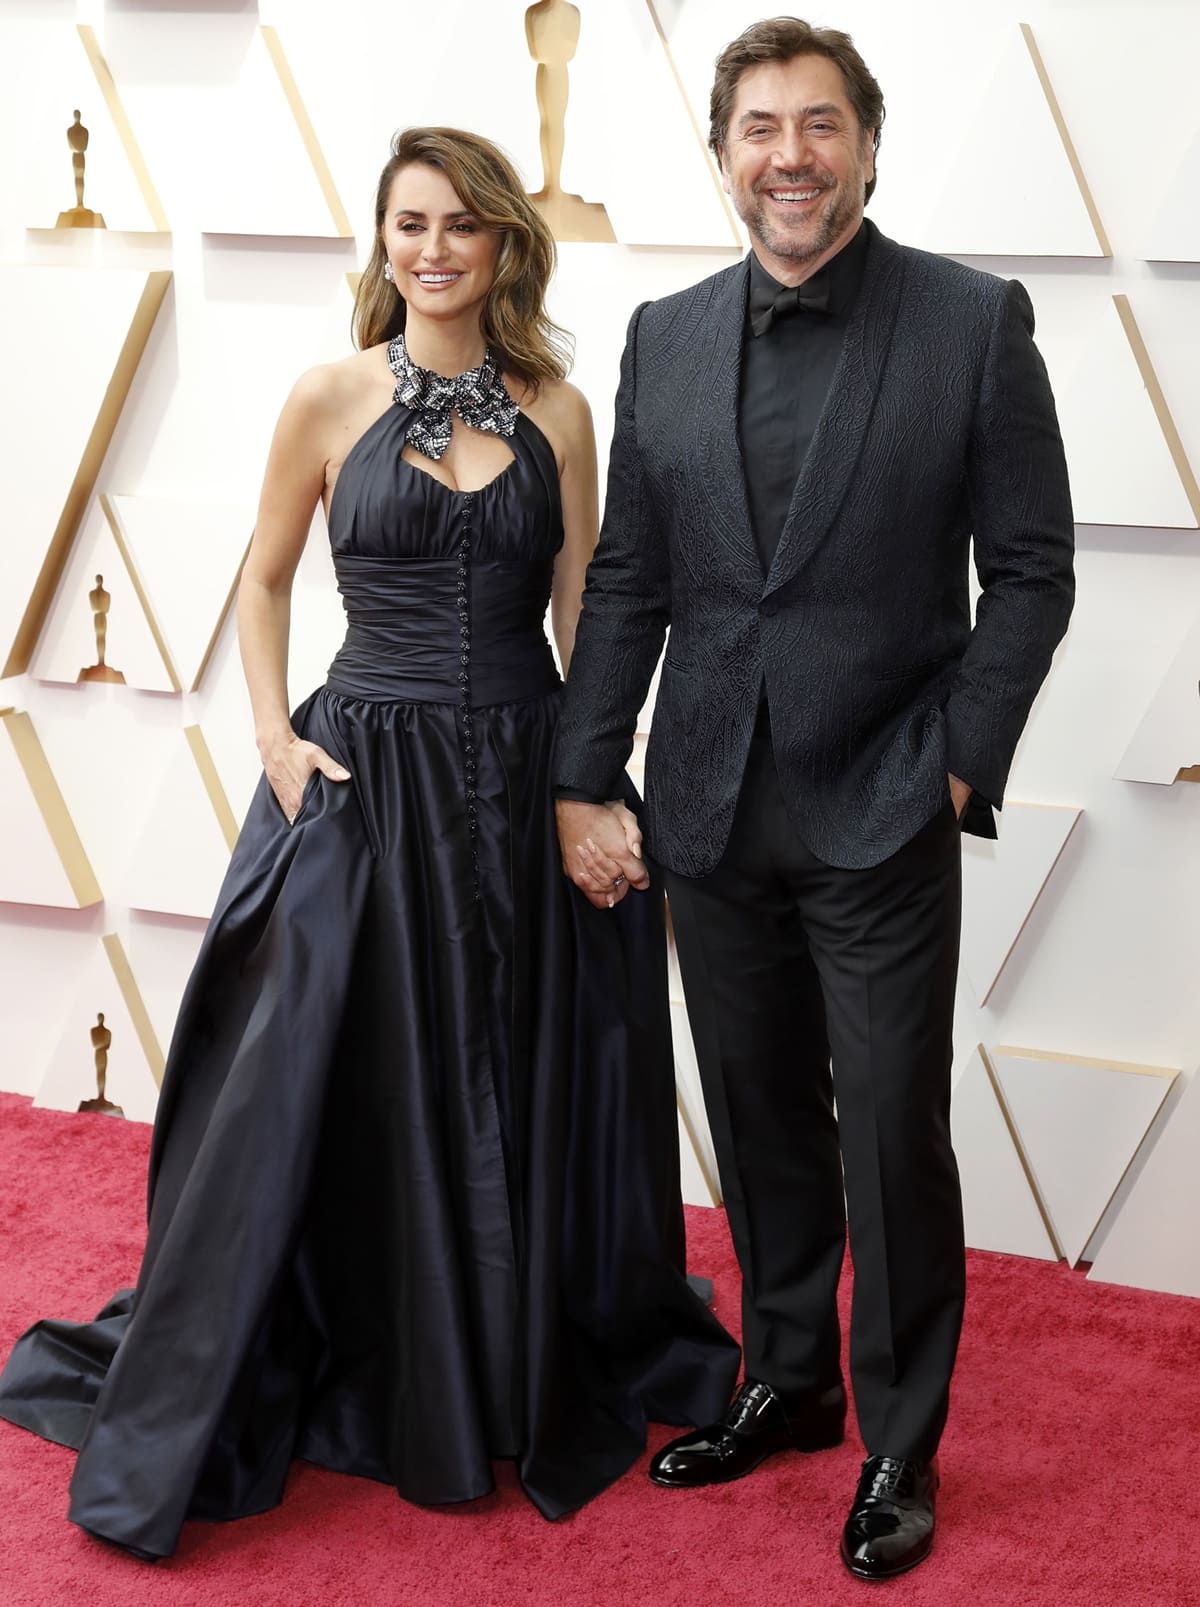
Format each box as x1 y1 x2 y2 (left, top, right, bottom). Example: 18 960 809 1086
612 873 627 888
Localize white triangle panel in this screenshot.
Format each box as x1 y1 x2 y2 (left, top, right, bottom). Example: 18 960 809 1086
677 1108 717 1209
0 919 98 1098
951 1047 1058 1261
124 915 208 1071
121 730 234 920
259 0 541 255
1114 614 1200 784
36 935 163 1125
106 494 254 691
187 614 261 828
0 21 159 233
31 500 176 692
961 804 1081 1006
1144 129 1200 262
991 1048 1177 1267
197 27 347 238
1047 299 1199 529
670 997 720 1207
916 29 1103 257
1089 1067 1200 1297
565 0 737 247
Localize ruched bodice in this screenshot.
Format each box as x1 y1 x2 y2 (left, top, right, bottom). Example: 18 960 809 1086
326 407 562 704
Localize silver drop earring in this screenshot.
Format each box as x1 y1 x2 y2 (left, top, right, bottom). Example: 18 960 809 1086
383 261 395 284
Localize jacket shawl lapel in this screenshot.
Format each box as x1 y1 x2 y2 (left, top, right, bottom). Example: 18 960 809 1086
684 256 760 581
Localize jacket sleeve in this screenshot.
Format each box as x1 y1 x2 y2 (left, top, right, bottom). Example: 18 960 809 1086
944 278 1075 812
552 302 672 797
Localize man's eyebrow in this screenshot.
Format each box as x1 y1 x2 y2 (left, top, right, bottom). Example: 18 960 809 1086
736 102 844 127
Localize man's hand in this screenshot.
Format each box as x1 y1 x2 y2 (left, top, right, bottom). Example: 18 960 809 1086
948 772 973 819
556 799 651 910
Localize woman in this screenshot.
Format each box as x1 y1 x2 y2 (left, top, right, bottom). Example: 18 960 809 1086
0 128 738 1559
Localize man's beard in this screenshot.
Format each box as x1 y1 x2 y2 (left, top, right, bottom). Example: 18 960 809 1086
736 168 862 264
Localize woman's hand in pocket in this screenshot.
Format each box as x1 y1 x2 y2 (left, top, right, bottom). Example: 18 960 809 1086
261 732 350 823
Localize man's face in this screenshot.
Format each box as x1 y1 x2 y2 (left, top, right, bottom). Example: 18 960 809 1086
719 53 875 282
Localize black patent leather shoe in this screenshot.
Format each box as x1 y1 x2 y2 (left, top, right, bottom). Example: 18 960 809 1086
840 1455 938 1580
649 1378 845 1488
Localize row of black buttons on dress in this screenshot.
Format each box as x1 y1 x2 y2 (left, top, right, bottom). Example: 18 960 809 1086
456 492 481 897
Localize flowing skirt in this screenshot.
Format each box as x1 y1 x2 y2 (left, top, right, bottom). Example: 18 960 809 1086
0 686 739 1558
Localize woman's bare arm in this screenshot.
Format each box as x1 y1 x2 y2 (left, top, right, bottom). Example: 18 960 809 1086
237 367 350 820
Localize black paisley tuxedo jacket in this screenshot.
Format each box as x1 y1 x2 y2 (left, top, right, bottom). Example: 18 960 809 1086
555 222 1075 876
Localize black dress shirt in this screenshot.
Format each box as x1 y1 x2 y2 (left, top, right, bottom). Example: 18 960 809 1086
739 225 868 573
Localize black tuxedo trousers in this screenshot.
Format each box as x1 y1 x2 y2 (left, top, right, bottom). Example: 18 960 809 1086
664 732 965 1460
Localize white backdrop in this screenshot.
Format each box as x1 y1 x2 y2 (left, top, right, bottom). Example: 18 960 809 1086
0 0 1197 1297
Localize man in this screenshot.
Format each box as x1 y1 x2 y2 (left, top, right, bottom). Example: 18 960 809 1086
554 16 1073 1583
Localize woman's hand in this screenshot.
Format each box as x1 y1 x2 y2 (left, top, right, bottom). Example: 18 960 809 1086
260 732 350 823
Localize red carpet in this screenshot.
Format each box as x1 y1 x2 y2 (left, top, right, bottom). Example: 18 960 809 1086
0 1091 1195 1607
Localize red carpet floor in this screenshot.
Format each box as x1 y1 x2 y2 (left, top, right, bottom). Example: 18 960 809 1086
0 1092 1196 1607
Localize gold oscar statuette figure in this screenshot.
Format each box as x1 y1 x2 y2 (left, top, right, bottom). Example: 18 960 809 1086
78 1012 125 1117
78 573 127 684
56 110 106 230
525 0 614 242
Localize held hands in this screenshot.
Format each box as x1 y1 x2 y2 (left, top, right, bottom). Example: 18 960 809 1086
261 731 350 825
556 799 650 910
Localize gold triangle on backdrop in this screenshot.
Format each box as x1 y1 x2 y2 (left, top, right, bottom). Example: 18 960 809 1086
1113 295 1200 525
643 0 741 248
121 724 239 919
3 271 172 679
102 493 256 694
990 1045 1178 1267
186 725 239 852
102 931 166 1088
952 1044 1061 1258
676 1083 721 1207
961 803 1082 1006
0 708 102 907
30 495 181 692
76 23 169 232
1019 23 1110 257
33 932 166 1120
259 26 353 238
1114 612 1200 784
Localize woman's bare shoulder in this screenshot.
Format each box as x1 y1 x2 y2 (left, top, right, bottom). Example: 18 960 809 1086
284 345 390 415
529 376 591 424
518 376 593 465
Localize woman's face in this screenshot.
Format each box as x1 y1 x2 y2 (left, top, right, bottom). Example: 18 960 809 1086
381 163 501 325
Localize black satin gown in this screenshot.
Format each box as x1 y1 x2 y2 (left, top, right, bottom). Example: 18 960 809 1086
0 407 740 1558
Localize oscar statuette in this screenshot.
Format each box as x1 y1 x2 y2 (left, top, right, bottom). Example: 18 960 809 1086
78 1012 125 1117
56 110 106 230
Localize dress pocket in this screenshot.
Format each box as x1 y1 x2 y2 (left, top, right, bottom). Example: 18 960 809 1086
279 769 321 829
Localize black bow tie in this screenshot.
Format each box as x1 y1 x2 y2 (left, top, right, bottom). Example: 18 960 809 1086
749 267 831 337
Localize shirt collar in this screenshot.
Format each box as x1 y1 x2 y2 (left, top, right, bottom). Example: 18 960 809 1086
746 221 869 333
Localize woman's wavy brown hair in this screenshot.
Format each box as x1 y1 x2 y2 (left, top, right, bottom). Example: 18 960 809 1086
353 127 571 393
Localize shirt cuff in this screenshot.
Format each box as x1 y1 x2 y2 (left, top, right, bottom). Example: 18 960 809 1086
553 787 608 805
960 790 998 839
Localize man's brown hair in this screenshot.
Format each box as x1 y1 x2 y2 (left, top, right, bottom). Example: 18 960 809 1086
709 17 885 201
